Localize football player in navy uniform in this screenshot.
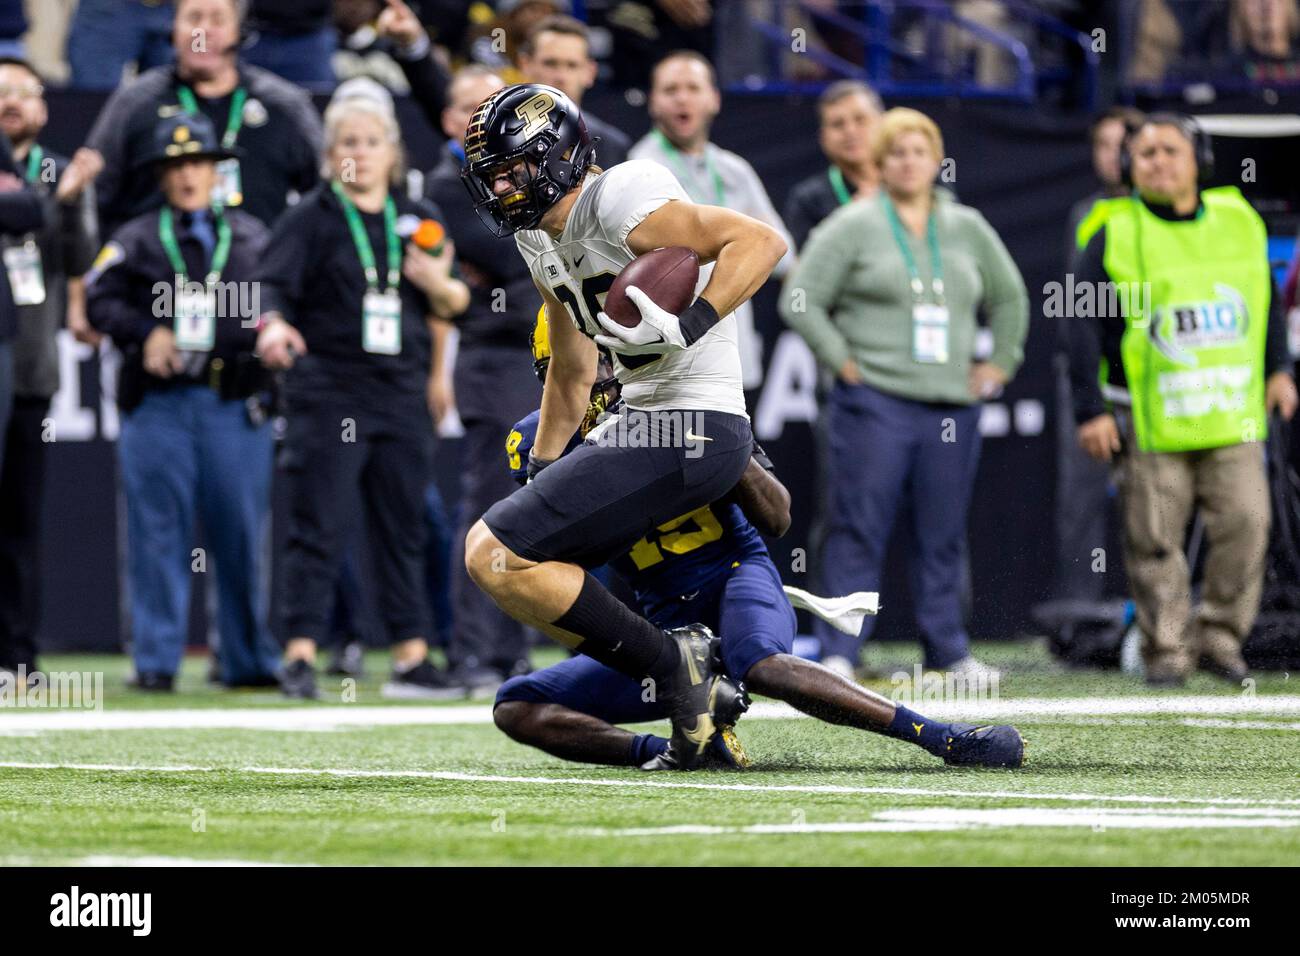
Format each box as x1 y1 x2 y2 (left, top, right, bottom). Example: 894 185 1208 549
460 83 787 769
491 309 1026 770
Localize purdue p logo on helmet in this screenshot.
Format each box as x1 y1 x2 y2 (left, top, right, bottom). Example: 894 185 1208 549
459 83 598 237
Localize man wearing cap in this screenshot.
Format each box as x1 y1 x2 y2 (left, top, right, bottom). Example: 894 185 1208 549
86 112 278 691
79 0 322 235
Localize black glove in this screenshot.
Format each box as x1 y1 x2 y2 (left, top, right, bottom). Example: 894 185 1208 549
526 451 554 483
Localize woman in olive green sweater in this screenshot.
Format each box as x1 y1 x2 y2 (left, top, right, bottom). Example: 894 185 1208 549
780 107 1029 679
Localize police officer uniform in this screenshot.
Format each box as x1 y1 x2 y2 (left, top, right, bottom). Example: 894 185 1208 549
86 113 279 690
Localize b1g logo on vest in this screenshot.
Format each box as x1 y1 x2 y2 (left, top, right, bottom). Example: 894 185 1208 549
1148 283 1249 367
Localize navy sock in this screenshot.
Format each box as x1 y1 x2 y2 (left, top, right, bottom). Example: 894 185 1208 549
629 733 669 766
884 704 954 757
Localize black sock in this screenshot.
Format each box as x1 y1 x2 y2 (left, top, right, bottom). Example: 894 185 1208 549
552 573 677 679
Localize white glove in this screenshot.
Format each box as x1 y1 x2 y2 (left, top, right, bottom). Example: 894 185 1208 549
595 285 688 357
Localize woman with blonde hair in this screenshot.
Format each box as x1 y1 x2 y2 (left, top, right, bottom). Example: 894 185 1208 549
255 93 470 699
780 107 1029 681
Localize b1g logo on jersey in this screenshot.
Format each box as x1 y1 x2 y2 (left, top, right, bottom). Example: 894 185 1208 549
1148 283 1249 367
515 91 557 138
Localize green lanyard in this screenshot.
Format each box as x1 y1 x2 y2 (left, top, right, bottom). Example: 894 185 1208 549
23 144 42 184
158 205 232 286
331 181 400 294
177 84 247 149
654 129 725 205
828 165 852 206
882 194 944 305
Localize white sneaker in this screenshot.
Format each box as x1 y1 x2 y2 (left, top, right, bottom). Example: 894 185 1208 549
821 654 857 681
945 655 1001 682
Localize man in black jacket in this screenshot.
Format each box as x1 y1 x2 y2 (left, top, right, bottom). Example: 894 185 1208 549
0 125 42 486
425 65 541 693
86 112 279 691
81 0 323 235
0 58 97 681
518 15 630 168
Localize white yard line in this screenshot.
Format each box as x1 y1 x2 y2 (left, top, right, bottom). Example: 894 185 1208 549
2 759 1298 807
3 694 1300 734
583 805 1300 836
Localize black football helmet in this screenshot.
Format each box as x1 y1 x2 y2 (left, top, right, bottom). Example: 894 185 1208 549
460 83 597 236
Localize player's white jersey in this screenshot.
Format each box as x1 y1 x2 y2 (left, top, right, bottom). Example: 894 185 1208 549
515 159 748 418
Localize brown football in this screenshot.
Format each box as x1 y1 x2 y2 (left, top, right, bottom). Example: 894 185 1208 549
603 246 700 328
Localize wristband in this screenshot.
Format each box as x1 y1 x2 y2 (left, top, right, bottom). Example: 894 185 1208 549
751 439 775 474
677 297 720 347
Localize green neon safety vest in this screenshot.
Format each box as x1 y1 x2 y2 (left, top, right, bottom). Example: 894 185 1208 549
1098 187 1271 452
1075 198 1113 251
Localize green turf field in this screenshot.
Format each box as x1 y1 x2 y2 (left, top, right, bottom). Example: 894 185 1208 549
2 642 1298 866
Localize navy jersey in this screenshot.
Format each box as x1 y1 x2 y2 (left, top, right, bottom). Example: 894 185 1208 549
505 410 769 619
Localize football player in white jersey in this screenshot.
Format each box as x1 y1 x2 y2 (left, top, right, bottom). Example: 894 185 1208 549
460 83 786 769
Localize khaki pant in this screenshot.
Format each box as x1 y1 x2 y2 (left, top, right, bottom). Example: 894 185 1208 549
1115 418 1270 679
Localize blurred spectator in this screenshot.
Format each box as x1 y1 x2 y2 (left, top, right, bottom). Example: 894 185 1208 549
780 108 1028 680
66 0 176 91
242 0 336 92
84 0 323 236
350 0 454 142
1066 107 1144 269
1070 114 1297 685
0 57 94 680
334 0 416 92
519 15 630 167
603 0 715 89
1229 0 1300 82
425 65 542 695
630 50 792 388
1129 0 1183 84
254 95 469 700
1053 105 1142 604
85 112 277 691
0 128 42 480
784 80 883 251
464 0 564 82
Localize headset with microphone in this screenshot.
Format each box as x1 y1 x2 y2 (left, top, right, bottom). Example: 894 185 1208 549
1119 111 1216 188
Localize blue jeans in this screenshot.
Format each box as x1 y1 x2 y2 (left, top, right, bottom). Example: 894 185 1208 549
67 0 175 91
817 382 983 669
424 482 454 650
119 386 277 682
241 27 337 92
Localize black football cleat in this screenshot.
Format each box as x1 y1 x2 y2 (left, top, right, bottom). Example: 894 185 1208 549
642 676 751 771
381 659 464 700
279 658 319 700
942 723 1025 768
126 670 175 692
641 626 745 771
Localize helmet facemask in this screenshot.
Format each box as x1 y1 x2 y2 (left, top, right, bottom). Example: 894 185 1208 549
463 131 592 237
